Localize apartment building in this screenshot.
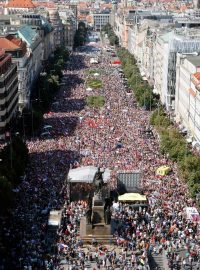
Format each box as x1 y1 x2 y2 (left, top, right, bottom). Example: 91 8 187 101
0 49 18 138
0 35 29 111
175 54 200 144
93 13 110 31
49 9 63 49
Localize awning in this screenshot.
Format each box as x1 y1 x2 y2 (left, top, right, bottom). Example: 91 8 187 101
192 141 200 148
48 210 62 227
68 166 110 183
186 137 193 143
185 207 199 221
156 166 170 176
180 127 187 134
86 87 93 91
118 193 146 202
112 60 121 65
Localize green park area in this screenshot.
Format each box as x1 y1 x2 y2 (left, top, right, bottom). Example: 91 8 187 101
86 95 105 108
85 69 102 75
87 79 103 89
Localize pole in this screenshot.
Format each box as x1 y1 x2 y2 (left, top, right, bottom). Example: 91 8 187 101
31 107 34 138
10 135 13 170
23 114 25 139
150 94 152 112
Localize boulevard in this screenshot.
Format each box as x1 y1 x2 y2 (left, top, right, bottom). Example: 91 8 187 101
1 39 199 270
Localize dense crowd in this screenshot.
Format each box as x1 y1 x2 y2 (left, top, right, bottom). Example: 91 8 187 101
0 40 199 270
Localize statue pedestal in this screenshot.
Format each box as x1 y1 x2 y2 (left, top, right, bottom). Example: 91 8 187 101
79 195 112 244
92 205 104 223
80 217 112 244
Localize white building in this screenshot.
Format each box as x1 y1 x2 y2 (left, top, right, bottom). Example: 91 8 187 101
17 25 43 106
153 29 200 110
175 54 200 144
49 9 63 50
4 0 36 15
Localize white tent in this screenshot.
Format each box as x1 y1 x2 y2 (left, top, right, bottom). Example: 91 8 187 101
68 166 110 183
185 207 199 221
90 58 98 64
86 87 93 91
48 210 62 227
192 141 200 148
118 193 147 202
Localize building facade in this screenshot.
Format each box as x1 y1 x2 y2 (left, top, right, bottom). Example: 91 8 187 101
4 0 36 15
0 49 18 138
93 13 110 31
0 35 29 111
175 54 200 144
17 25 43 106
49 9 63 50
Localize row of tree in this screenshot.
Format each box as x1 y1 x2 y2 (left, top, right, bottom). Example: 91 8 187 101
102 23 119 46
0 136 29 212
17 47 69 137
0 47 69 212
117 48 157 110
74 22 87 47
150 108 200 199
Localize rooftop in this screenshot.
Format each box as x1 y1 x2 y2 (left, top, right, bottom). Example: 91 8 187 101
194 72 200 80
0 36 19 50
6 0 35 8
187 55 200 67
18 25 38 46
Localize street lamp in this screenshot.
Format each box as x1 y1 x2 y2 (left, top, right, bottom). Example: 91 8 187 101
30 99 40 138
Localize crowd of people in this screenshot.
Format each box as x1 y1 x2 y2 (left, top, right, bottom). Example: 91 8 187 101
0 38 199 270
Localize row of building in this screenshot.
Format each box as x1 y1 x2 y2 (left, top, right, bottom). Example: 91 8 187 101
0 0 77 138
110 0 200 146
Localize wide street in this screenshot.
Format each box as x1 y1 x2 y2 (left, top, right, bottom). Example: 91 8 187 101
1 36 199 270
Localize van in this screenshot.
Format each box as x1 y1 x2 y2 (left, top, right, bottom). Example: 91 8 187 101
41 131 51 137
43 125 53 130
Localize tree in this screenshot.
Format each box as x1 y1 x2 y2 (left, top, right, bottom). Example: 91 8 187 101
0 135 28 185
117 47 156 111
189 183 200 198
74 22 87 47
48 75 60 92
179 155 200 181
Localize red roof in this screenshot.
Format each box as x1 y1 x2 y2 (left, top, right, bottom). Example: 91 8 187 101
6 0 35 8
0 38 20 50
194 72 200 80
33 1 55 8
112 60 121 65
0 36 26 52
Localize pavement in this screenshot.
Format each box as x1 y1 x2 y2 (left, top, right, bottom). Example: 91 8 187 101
59 244 133 270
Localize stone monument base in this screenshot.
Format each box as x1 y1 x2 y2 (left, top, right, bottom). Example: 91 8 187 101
92 205 105 223
79 217 113 244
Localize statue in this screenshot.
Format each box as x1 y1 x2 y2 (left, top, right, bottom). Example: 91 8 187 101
87 194 93 209
93 167 104 195
86 208 92 224
104 207 111 225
